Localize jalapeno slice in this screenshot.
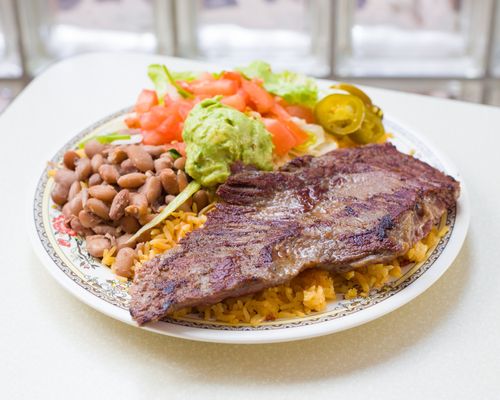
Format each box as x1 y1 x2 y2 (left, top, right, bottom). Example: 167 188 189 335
349 109 385 144
314 94 366 136
331 83 373 106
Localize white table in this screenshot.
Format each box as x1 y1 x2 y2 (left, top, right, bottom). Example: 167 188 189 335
1 53 498 399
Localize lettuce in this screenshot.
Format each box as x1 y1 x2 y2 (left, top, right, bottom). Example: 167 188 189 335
147 64 193 101
238 61 318 108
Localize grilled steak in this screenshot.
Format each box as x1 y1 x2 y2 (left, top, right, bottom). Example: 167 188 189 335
130 143 459 325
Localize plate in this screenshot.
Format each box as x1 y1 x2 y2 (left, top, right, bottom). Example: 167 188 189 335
29 104 470 345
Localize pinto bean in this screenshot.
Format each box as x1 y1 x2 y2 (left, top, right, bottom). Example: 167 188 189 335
54 169 77 187
138 212 157 225
98 164 119 184
112 248 136 278
84 139 105 158
88 185 117 202
63 150 80 170
85 235 112 258
67 181 81 201
115 234 136 251
154 157 173 173
78 210 102 228
140 176 162 204
85 198 110 220
109 189 130 221
164 194 175 204
65 192 84 217
108 146 128 164
75 157 92 181
62 202 72 219
173 156 186 170
125 192 148 217
118 215 140 234
159 169 179 195
92 224 117 236
126 145 154 172
69 216 93 237
119 158 138 175
88 173 103 186
193 190 209 211
51 183 69 205
117 172 147 189
143 145 166 158
91 153 104 173
176 170 188 192
177 201 192 213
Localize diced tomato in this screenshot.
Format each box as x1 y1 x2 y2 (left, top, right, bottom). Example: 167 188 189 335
139 111 162 130
189 79 238 96
221 93 246 112
199 72 216 81
221 71 243 86
269 103 291 120
175 100 194 119
237 88 250 104
285 105 315 124
262 118 298 156
142 130 166 145
150 105 170 121
283 119 309 145
156 114 182 142
134 89 158 114
124 115 140 129
241 79 274 114
163 94 175 107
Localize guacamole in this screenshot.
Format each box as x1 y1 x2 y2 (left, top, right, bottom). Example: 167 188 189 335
182 99 274 187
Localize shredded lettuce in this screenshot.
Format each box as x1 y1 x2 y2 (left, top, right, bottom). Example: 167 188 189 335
147 64 193 102
77 133 131 149
127 181 201 243
170 71 199 82
238 61 318 108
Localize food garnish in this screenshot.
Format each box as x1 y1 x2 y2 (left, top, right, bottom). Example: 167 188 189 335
314 83 385 144
128 180 201 244
183 98 274 187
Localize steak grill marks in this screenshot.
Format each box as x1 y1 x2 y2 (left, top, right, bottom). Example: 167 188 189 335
130 143 459 325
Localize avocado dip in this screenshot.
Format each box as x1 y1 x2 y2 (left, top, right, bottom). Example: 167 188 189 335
182 98 274 187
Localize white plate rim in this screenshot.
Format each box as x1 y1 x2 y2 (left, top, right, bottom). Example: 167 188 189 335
27 110 470 344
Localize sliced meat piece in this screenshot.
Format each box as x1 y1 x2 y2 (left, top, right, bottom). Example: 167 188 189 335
130 143 460 325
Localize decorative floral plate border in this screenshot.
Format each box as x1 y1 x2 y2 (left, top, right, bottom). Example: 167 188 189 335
30 109 469 343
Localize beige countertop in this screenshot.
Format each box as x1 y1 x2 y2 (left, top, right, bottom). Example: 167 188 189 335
1 53 498 399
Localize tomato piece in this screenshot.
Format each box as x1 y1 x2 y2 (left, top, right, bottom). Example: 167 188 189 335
189 79 238 96
156 114 181 142
269 102 291 120
139 111 162 130
134 89 158 114
262 118 297 156
199 72 216 81
241 79 274 114
221 71 243 86
142 130 166 145
221 93 246 112
124 115 140 129
283 119 309 146
285 105 315 123
150 105 170 121
175 100 194 119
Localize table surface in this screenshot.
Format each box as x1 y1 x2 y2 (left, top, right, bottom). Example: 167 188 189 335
1 53 498 400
